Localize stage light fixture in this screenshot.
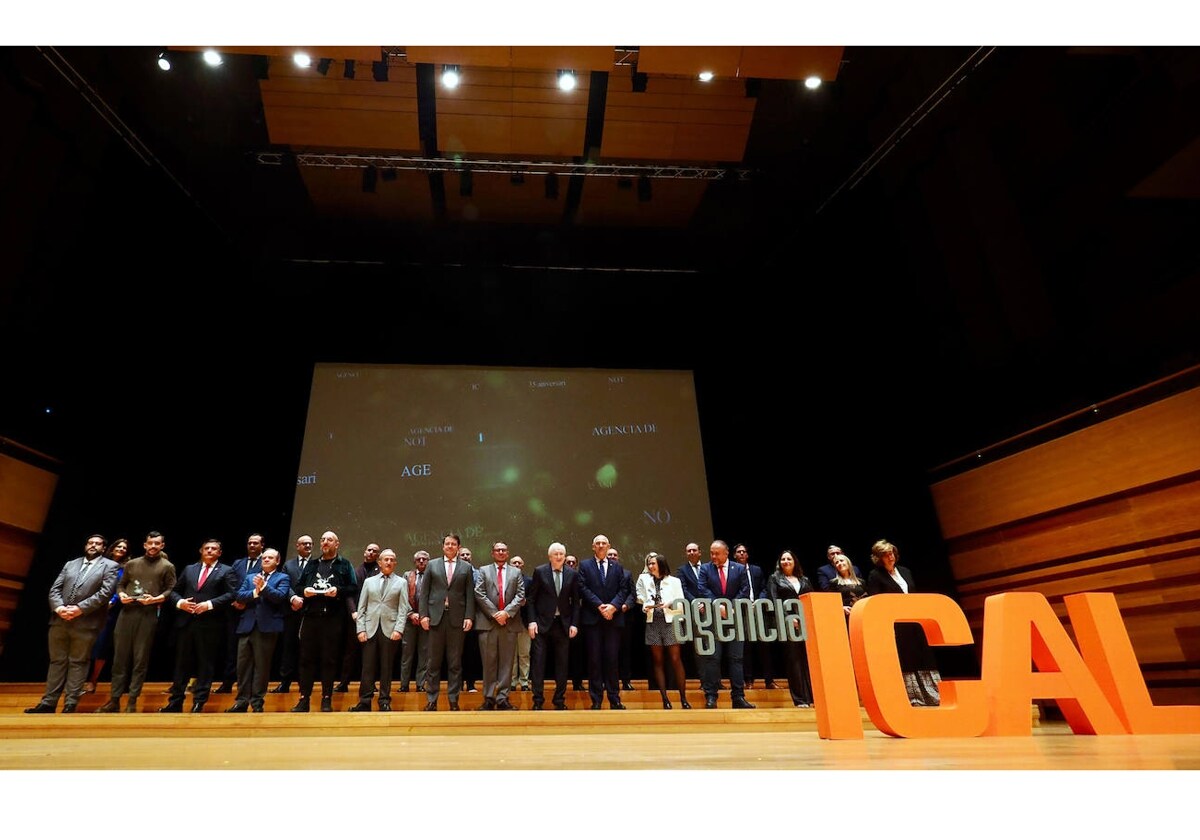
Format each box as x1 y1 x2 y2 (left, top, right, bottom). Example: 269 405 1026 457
441 65 460 89
637 175 652 202
544 172 559 199
698 70 714 82
202 50 223 67
804 75 822 90
372 60 388 82
294 53 312 68
362 166 377 194
381 167 397 182
156 51 171 71
557 69 577 91
631 69 648 93
459 169 473 197
510 173 525 186
316 58 332 76
343 59 356 79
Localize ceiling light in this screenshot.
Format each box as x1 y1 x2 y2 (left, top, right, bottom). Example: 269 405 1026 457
557 69 577 92
294 53 312 68
698 70 714 82
804 75 822 90
442 65 460 89
202 50 222 67
156 51 171 72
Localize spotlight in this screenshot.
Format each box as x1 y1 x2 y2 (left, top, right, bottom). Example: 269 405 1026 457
316 58 332 76
557 69 577 91
362 166 377 193
441 65 460 89
804 75 822 90
293 53 312 69
156 51 171 71
544 172 559 199
631 70 648 93
372 60 388 82
698 70 714 82
459 169 473 197
637 175 652 202
202 50 222 67
343 59 356 79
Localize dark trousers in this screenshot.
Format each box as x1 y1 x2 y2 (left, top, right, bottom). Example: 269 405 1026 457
109 605 158 701
398 621 429 690
426 619 466 703
167 618 222 706
360 632 398 702
530 620 570 705
276 611 301 684
339 612 361 685
219 608 242 683
40 618 100 708
699 637 746 701
298 610 342 699
236 628 279 709
584 620 622 705
781 640 814 705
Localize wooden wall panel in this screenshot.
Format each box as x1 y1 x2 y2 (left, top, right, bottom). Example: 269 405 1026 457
0 453 57 534
0 445 59 658
739 46 845 80
932 385 1200 705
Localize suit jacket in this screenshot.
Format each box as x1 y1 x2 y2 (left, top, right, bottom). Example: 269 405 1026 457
228 555 263 596
817 562 862 591
676 563 704 601
418 555 476 626
745 563 768 600
48 556 120 631
473 563 526 632
865 565 917 596
294 555 358 613
526 563 581 632
234 569 292 634
635 573 686 623
169 562 237 627
577 557 630 627
697 561 751 601
356 572 409 639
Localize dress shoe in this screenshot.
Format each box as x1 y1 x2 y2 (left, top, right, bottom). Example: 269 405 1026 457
377 700 391 712
704 698 717 709
334 682 350 693
519 684 528 691
681 699 692 709
532 701 544 710
291 697 311 713
732 698 756 709
159 702 184 713
320 696 334 712
62 704 77 713
95 700 121 713
226 702 249 713
251 705 264 713
399 685 409 693
765 680 777 689
269 683 291 694
572 681 585 691
213 682 233 694
349 700 372 712
125 701 138 713
552 701 568 710
477 699 496 711
423 701 438 711
449 701 460 711
24 703 56 714
662 698 673 710
466 684 477 693
190 702 206 713
610 701 627 710
590 701 602 710
496 700 516 710
621 681 634 691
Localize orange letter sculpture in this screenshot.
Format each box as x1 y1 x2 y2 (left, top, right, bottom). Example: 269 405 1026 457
800 593 864 740
848 593 988 738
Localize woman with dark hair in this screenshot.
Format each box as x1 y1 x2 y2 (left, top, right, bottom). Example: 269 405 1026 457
824 553 866 617
635 552 691 709
767 550 814 707
84 537 130 693
865 539 941 707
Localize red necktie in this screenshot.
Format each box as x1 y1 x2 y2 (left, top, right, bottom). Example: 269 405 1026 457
718 564 726 595
198 564 211 590
497 566 505 610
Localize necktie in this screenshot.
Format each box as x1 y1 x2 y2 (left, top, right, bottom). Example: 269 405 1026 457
718 564 726 595
69 561 92 602
554 568 561 595
600 561 607 581
198 564 212 590
444 561 454 606
380 575 390 600
247 559 254 574
497 566 505 610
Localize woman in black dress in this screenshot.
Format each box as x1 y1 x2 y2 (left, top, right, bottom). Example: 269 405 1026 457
767 550 814 707
865 539 941 707
824 552 866 618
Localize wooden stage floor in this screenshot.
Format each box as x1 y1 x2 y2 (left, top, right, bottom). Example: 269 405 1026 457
2 681 1198 771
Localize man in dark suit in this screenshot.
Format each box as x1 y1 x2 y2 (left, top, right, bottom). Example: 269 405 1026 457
526 541 581 710
228 547 291 712
696 540 756 710
735 543 776 689
160 539 237 713
509 555 533 692
398 550 430 693
291 530 357 712
473 541 525 710
271 534 312 693
816 544 861 591
675 541 705 679
25 534 120 714
418 532 475 711
216 532 264 694
577 533 630 710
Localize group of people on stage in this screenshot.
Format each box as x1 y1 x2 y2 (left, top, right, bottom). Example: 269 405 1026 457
23 529 941 715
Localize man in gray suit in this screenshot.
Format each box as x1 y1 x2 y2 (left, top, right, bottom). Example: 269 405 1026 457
419 532 475 711
473 541 526 710
350 549 408 712
26 534 120 713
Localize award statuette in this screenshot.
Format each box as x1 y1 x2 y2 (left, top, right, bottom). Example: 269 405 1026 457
130 579 146 598
312 573 333 593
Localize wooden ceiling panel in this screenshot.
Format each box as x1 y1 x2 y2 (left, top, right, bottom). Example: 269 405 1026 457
510 46 615 72
739 46 845 80
600 121 680 160
437 70 588 157
443 171 565 224
574 178 708 227
637 47 744 78
406 46 514 68
266 107 421 151
170 46 383 64
672 123 751 162
299 167 434 222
